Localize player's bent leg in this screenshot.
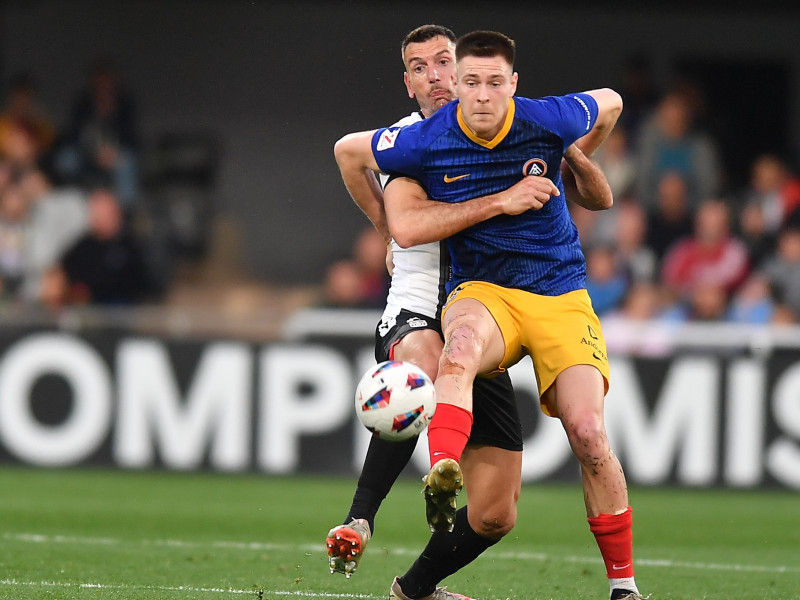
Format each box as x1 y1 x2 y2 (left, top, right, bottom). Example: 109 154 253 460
460 445 521 540
436 297 507 415
391 504 493 600
394 448 520 598
423 298 506 531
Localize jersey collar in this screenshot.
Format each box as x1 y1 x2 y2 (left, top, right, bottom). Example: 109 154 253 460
456 97 515 149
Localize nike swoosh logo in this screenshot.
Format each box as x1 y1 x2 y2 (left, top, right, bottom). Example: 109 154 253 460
443 173 470 183
611 563 631 570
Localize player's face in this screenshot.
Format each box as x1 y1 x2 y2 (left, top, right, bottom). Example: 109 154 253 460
456 55 518 140
403 36 457 118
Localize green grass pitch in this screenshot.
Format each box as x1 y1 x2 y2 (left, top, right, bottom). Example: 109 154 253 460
0 466 798 599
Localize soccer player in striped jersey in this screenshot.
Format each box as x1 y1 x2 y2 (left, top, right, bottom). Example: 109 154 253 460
334 30 644 600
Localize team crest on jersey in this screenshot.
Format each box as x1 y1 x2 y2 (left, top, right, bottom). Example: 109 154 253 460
376 128 400 151
522 158 547 177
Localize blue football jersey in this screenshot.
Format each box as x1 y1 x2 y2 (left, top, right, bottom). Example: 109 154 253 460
372 93 598 296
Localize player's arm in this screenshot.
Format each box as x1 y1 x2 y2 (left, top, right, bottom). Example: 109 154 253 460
561 88 622 210
333 130 391 244
385 175 559 248
578 88 623 155
561 143 613 210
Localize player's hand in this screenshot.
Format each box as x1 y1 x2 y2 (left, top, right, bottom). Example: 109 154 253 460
500 175 559 214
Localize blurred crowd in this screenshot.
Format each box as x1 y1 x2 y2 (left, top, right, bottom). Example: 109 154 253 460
0 60 219 314
3 56 800 327
323 62 800 326
0 62 159 311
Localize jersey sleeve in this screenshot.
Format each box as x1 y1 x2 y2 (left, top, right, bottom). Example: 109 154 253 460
371 126 424 180
523 93 599 150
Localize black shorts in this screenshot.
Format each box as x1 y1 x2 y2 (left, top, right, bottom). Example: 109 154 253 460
375 309 523 451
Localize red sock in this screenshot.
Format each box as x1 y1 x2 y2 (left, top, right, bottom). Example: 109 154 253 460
588 506 634 579
426 403 473 466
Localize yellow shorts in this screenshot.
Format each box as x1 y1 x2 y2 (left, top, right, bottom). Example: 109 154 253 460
442 281 610 416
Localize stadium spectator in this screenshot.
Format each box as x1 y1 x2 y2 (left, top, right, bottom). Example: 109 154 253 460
737 199 778 271
60 187 152 305
612 200 658 283
320 259 371 308
601 281 679 357
0 167 88 305
53 60 140 210
685 281 729 321
0 73 55 160
320 226 390 309
741 153 800 236
0 183 29 298
759 213 800 318
635 89 722 212
350 226 390 308
17 168 88 302
0 116 42 172
726 272 777 325
770 302 798 325
661 198 750 302
645 170 694 260
585 243 628 316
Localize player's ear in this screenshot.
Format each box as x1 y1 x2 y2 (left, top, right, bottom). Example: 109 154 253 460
510 72 519 95
404 72 415 99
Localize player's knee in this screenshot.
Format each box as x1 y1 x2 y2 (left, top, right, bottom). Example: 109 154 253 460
440 323 481 375
468 504 517 541
563 412 608 457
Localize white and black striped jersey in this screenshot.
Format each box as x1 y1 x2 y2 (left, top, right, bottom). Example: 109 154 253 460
377 111 449 324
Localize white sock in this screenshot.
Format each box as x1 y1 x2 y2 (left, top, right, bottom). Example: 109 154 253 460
610 577 639 596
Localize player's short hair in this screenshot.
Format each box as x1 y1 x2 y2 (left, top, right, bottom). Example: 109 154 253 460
456 30 515 68
401 24 457 61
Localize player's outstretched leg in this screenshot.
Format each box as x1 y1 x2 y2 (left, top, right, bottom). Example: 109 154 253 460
326 434 416 577
389 576 474 600
326 518 371 578
422 458 463 533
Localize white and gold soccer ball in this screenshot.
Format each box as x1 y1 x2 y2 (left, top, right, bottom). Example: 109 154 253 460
354 360 437 441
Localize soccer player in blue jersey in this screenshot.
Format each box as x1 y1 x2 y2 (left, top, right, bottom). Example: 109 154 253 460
334 30 644 600
332 25 620 600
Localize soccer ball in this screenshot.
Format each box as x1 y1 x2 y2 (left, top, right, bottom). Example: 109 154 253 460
354 360 437 441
